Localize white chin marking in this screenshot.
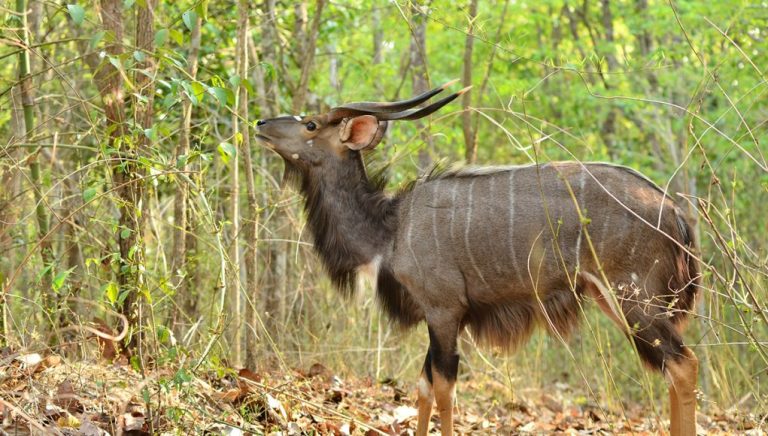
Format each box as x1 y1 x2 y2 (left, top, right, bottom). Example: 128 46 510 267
293 115 302 121
291 153 299 160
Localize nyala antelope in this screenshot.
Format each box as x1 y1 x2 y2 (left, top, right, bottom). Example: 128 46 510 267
255 83 699 435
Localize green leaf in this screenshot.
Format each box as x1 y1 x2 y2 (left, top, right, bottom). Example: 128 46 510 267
107 55 122 71
89 31 105 50
133 50 145 62
173 368 192 385
190 81 206 104
259 62 275 80
120 227 132 240
103 281 119 304
143 127 156 141
124 0 136 8
83 187 97 203
210 87 229 106
217 142 236 164
52 268 74 293
154 28 169 47
182 10 198 31
130 355 141 372
195 0 209 21
157 325 171 344
228 75 241 89
67 4 85 25
169 29 184 46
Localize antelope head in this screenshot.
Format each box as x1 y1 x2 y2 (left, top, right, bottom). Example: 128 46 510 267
254 80 469 174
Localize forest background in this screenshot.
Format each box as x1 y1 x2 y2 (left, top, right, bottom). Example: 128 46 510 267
1 0 766 433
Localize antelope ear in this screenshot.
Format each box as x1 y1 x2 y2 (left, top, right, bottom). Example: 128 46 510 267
339 115 388 150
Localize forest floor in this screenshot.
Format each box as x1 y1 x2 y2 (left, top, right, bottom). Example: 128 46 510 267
0 348 764 435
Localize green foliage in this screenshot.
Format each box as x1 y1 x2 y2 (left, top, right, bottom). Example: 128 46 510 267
1 0 766 419
66 4 85 26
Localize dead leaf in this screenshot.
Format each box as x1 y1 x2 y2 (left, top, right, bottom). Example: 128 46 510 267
123 410 145 432
238 368 261 383
266 393 288 423
15 353 42 367
57 414 81 428
308 362 332 379
541 393 563 413
40 355 62 371
79 419 107 436
214 388 242 403
392 405 418 424
54 381 83 413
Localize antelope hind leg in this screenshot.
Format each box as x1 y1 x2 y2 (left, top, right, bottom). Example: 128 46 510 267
666 347 698 436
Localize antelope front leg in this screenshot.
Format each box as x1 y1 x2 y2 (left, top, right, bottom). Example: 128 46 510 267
425 317 460 436
415 362 434 436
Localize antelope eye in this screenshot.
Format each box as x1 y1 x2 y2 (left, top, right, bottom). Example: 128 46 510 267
306 121 317 131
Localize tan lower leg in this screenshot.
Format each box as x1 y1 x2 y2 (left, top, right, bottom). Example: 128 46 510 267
415 373 434 436
666 347 698 436
432 370 455 436
669 384 680 435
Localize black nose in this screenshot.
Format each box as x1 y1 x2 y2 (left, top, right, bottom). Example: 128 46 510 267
256 119 266 126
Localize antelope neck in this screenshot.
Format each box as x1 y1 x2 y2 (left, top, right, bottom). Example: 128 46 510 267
300 153 399 293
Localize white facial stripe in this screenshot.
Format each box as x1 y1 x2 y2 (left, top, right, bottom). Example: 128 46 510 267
293 115 302 121
291 153 299 160
306 140 314 147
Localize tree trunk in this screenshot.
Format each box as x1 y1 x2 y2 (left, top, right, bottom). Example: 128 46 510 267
409 2 433 168
95 0 137 355
16 0 56 324
462 0 478 164
228 115 242 366
599 0 618 158
261 0 281 115
1 88 28 347
372 5 383 65
236 0 261 371
172 12 202 335
291 0 326 114
473 0 510 139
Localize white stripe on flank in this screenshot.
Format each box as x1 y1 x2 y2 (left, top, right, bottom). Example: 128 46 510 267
465 179 487 286
624 184 639 257
449 182 458 241
406 192 424 283
508 170 524 281
574 170 586 267
432 181 441 256
597 203 610 256
488 176 502 273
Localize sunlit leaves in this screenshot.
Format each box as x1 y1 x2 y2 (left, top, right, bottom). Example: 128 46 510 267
66 4 85 26
182 10 198 32
82 187 97 203
102 282 119 305
210 87 229 106
217 142 236 164
154 28 169 47
52 268 75 293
